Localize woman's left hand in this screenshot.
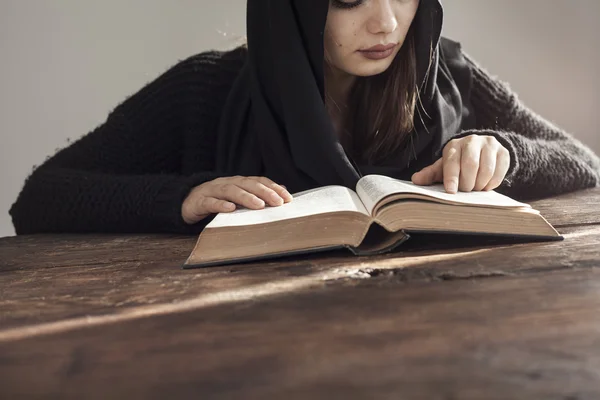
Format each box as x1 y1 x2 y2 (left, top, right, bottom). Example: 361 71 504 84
411 134 511 194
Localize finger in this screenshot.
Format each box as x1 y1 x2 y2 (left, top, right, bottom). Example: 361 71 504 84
194 196 236 216
411 165 433 186
236 177 284 207
255 177 293 203
211 183 266 210
483 147 511 191
443 142 462 194
411 158 443 185
473 145 497 191
458 137 481 192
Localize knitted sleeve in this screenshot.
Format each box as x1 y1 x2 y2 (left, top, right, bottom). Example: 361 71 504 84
455 51 600 200
9 50 244 234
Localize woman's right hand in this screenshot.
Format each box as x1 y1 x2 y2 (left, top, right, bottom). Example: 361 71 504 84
181 176 293 225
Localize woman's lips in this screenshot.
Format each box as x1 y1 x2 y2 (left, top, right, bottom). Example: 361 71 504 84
358 43 397 60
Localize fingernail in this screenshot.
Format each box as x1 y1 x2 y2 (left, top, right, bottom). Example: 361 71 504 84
253 197 265 206
447 182 458 193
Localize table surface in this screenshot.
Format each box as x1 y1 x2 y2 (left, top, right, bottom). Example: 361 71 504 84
1 188 599 399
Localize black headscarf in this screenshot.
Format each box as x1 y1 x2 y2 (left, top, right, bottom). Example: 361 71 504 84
216 0 475 194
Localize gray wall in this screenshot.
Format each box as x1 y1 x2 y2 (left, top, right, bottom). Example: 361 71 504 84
444 0 600 153
1 0 598 237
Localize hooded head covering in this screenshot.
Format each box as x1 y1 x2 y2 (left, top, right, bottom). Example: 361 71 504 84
216 0 475 194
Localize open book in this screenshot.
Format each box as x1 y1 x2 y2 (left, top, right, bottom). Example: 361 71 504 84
184 175 562 268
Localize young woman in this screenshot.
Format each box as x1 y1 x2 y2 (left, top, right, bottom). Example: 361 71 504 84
10 0 600 235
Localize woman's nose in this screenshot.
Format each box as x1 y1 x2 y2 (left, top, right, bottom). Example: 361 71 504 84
367 0 398 35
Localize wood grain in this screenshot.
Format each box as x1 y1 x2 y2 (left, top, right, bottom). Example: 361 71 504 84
1 267 600 399
529 188 600 227
0 188 599 399
0 225 598 332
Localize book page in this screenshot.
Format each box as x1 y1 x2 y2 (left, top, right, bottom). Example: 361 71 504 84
206 185 369 228
356 174 530 215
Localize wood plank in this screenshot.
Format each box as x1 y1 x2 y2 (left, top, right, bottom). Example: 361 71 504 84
1 267 600 399
1 225 599 331
529 187 600 227
0 234 197 271
0 189 597 397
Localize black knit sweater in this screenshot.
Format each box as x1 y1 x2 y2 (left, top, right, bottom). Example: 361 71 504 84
9 46 600 235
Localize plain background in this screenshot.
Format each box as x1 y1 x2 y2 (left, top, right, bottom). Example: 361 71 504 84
1 0 599 238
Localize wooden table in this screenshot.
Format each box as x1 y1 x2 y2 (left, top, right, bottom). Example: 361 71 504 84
1 189 599 399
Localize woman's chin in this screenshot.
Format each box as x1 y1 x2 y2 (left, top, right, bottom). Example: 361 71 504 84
344 57 394 77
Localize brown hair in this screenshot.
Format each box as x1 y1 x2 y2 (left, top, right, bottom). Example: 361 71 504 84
333 27 419 165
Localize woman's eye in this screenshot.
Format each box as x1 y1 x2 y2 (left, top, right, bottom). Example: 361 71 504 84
331 0 364 10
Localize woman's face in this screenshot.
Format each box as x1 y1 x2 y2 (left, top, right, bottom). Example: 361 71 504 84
324 0 420 77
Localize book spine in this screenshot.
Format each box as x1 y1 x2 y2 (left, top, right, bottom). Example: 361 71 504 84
347 231 411 256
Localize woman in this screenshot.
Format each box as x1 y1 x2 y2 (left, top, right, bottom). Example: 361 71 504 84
10 0 600 234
